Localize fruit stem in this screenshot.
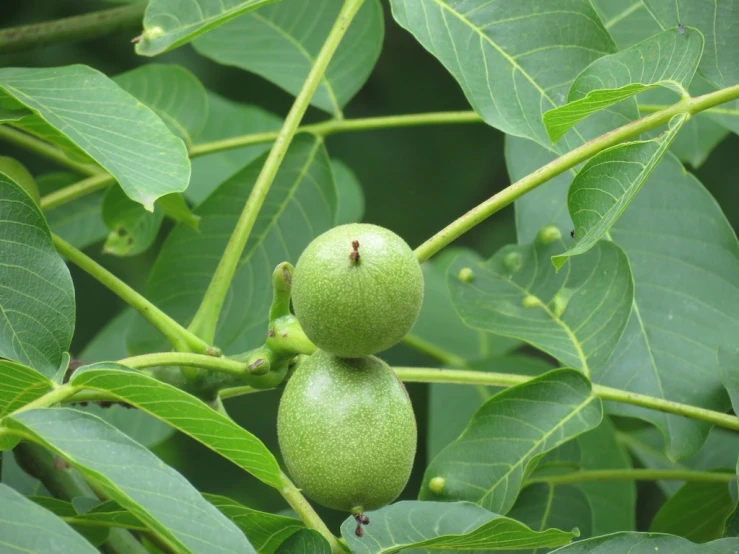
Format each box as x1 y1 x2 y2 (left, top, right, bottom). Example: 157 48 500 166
413 83 739 262
186 0 366 346
394 367 739 432
279 473 346 553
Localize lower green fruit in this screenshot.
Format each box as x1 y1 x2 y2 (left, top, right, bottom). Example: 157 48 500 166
277 350 417 512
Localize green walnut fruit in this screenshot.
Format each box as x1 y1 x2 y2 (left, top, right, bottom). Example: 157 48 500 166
277 349 417 513
292 223 424 358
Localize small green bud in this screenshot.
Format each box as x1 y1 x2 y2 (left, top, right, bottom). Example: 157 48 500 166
522 295 542 308
504 251 523 273
143 26 165 40
537 225 562 245
550 288 574 318
457 267 474 283
429 476 446 494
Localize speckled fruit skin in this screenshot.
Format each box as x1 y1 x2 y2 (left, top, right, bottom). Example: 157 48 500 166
292 223 424 358
277 350 417 512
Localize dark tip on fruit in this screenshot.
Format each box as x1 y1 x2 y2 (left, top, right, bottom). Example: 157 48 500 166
282 264 292 286
248 358 265 371
267 328 275 337
361 515 370 525
349 250 360 263
352 240 360 251
353 512 369 537
355 526 364 537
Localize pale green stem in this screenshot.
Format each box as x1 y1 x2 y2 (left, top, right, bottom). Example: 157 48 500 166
4 383 78 418
527 469 738 486
52 234 210 354
0 3 145 53
118 352 247 375
639 103 739 116
393 367 739 432
187 111 484 158
279 473 345 554
40 173 114 210
413 83 739 262
0 125 100 175
402 333 467 367
187 0 366 345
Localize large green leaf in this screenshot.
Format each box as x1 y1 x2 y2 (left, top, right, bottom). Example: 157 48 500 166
37 172 108 250
276 529 331 554
390 0 620 149
449 239 633 374
0 360 52 418
650 480 736 542
643 0 739 89
0 173 75 376
550 532 739 552
420 369 602 513
194 0 383 117
205 494 304 554
114 64 208 145
0 483 99 553
3 408 255 554
543 28 702 142
341 501 576 553
68 363 283 488
187 93 282 204
552 114 687 268
128 134 336 355
135 0 277 56
332 159 365 225
0 66 190 209
599 154 739 459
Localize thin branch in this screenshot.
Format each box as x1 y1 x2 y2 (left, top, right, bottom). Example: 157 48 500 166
413 83 739 262
52 234 210 354
0 3 146 54
186 0 367 345
527 468 738 486
119 352 247 376
40 173 114 210
0 126 100 176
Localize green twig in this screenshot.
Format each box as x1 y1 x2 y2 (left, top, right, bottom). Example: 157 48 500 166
187 0 367 345
413 83 739 262
638 103 739 116
52 234 210 354
0 3 146 54
118 352 247 375
0 126 100 175
40 173 114 210
393 367 739 432
526 468 738 486
279 473 345 554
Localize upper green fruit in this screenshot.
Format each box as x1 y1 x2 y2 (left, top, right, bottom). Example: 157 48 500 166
292 223 424 358
277 350 417 513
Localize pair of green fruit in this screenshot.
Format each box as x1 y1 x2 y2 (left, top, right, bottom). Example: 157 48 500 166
277 224 423 522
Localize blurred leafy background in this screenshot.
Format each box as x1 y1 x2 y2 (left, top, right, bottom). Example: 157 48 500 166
1 0 737 532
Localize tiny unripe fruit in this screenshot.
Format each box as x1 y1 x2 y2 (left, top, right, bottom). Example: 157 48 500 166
292 224 424 358
457 267 474 283
429 476 446 494
522 295 542 308
537 225 562 245
278 350 417 512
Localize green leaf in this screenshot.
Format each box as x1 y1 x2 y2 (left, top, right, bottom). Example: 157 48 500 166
4 408 256 554
275 529 331 554
543 28 702 142
102 184 165 257
413 249 521 365
650 480 735 543
332 159 365 225
428 355 554 459
0 65 190 210
718 348 739 415
341 500 577 554
390 0 618 148
598 154 739 459
188 93 281 204
0 156 39 203
128 134 336 355
194 0 384 117
550 532 739 552
0 173 75 376
157 193 200 230
590 1 662 50
449 239 633 374
552 113 687 268
114 64 208 145
0 360 52 418
68 363 283 489
643 0 739 89
135 0 278 56
0 483 99 553
420 369 602 513
205 494 304 554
